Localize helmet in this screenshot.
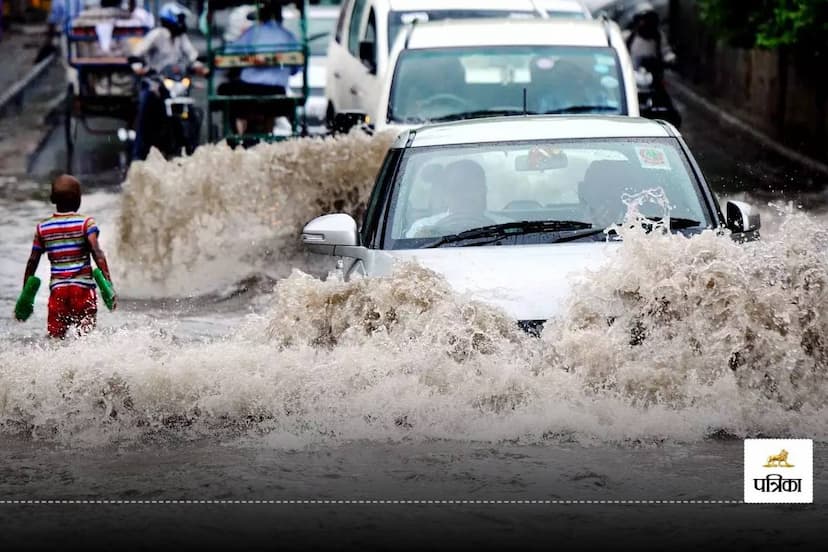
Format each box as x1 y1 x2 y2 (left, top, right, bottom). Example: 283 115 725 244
632 2 658 20
159 2 188 32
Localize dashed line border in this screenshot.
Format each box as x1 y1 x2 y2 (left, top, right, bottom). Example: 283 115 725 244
0 499 744 505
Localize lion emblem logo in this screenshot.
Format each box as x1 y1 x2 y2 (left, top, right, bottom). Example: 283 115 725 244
763 449 795 468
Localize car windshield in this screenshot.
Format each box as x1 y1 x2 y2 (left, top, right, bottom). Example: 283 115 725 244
388 10 538 52
384 138 712 249
388 46 625 124
284 15 337 56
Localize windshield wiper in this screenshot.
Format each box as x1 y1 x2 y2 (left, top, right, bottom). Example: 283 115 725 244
552 217 703 244
541 105 620 115
422 220 593 249
426 108 540 123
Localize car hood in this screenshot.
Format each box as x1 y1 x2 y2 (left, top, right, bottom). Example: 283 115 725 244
381 242 619 321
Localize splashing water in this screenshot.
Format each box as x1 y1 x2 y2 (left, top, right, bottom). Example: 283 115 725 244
115 132 396 297
2 204 827 446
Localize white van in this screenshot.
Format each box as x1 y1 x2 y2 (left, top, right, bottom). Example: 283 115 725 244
338 17 640 134
324 0 546 127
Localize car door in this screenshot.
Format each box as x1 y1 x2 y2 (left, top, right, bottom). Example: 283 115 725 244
326 0 354 116
339 0 375 112
353 7 382 118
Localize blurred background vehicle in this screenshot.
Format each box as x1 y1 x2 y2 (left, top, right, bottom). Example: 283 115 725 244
325 0 546 131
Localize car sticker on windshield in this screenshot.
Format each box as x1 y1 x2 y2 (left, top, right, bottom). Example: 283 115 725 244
601 76 619 88
594 55 615 66
636 146 671 170
593 63 610 74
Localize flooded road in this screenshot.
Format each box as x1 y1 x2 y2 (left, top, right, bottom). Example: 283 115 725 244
2 88 827 548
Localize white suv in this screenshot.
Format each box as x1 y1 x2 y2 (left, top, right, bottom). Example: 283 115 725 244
325 0 546 127
350 17 639 133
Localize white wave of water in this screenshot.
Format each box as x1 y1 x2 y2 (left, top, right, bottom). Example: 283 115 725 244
1 212 826 446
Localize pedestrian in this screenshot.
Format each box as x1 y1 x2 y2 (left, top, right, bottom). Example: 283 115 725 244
17 175 117 338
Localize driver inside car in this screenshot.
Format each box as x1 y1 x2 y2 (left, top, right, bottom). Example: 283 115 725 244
400 56 468 119
529 56 605 114
407 160 494 238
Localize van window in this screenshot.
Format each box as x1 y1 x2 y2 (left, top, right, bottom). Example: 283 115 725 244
348 0 368 55
334 0 351 43
364 8 377 43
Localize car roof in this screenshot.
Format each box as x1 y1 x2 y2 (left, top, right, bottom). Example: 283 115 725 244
405 19 611 49
388 0 539 12
394 116 674 148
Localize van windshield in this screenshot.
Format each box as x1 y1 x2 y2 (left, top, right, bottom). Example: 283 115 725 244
388 46 625 124
387 10 538 52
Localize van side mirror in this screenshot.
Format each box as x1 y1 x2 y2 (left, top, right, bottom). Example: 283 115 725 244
359 40 376 74
726 200 761 235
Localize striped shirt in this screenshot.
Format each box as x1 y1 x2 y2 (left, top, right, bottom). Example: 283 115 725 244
32 213 99 290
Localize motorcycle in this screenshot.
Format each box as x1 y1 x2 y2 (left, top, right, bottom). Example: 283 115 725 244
122 63 202 164
149 64 201 156
634 56 682 129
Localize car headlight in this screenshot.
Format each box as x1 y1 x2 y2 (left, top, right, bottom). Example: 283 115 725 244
163 78 175 90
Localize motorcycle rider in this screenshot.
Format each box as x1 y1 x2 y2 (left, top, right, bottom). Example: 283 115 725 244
625 2 680 126
625 2 676 72
130 2 206 161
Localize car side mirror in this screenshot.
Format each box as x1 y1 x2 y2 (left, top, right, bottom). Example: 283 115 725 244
726 200 761 235
302 213 359 255
359 40 376 74
332 110 369 134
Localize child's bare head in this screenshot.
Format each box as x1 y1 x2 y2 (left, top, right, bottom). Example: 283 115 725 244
51 174 82 212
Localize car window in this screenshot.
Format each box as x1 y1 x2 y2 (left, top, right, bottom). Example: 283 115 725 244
388 46 626 124
334 0 350 43
387 10 538 53
348 0 368 56
384 139 710 248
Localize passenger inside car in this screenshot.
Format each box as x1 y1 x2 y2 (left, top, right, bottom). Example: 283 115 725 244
529 56 609 113
579 159 643 227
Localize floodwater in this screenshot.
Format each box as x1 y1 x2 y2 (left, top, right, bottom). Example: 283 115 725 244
1 97 828 548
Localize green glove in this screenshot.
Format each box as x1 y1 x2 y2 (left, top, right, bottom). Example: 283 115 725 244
14 276 41 321
93 268 116 311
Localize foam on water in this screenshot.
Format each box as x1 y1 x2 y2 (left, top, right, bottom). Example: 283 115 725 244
1 211 826 446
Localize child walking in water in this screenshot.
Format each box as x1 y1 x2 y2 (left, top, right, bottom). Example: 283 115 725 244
17 175 117 338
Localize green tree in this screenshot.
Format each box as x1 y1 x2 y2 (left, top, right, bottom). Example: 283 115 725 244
698 0 828 54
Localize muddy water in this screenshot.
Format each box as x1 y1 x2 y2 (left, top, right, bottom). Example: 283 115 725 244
1 122 828 547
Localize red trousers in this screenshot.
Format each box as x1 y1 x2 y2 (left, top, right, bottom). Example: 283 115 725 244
47 285 97 338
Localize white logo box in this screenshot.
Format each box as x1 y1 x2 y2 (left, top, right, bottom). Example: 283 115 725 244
744 439 813 504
